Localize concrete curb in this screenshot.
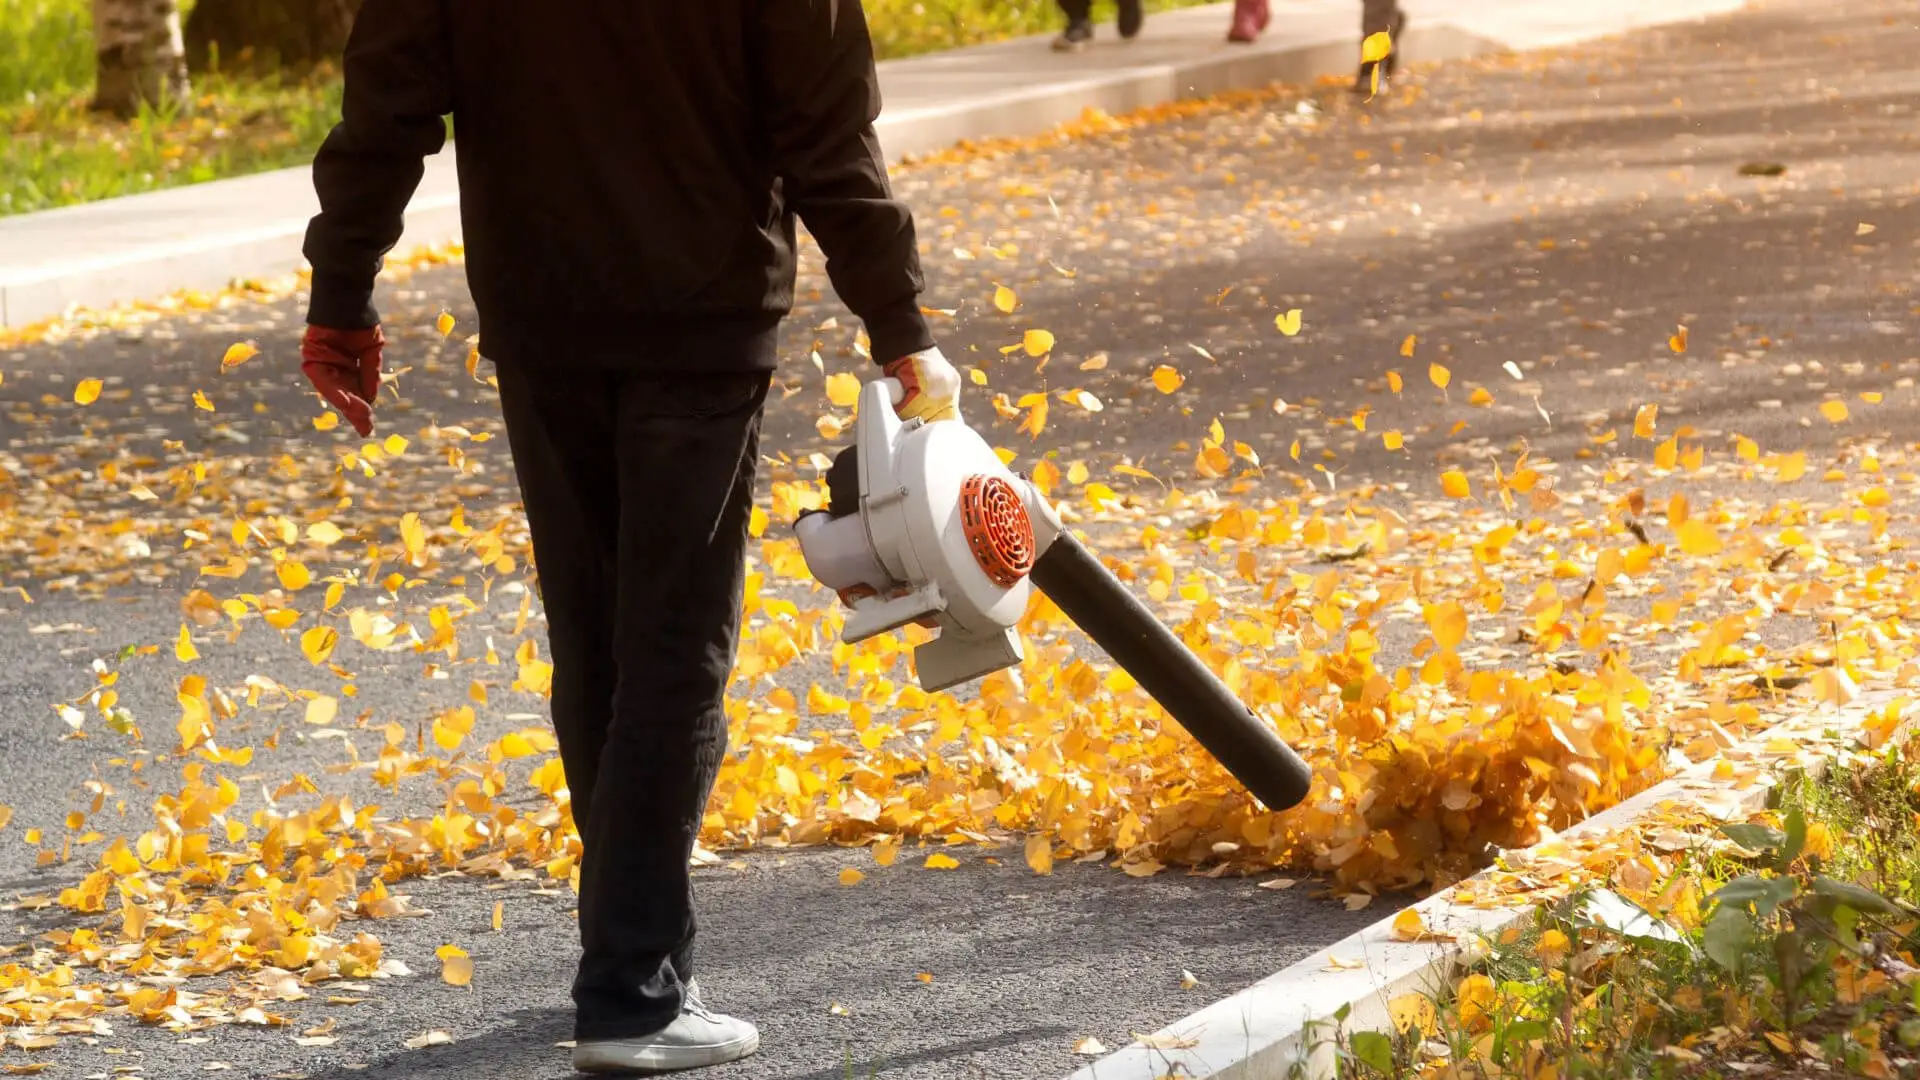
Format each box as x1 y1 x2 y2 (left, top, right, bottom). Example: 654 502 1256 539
0 0 1761 332
0 0 1753 332
1065 689 1907 1080
0 3 1420 331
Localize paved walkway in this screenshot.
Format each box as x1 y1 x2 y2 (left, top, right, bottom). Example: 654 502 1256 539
0 0 1741 329
3 1 1912 1076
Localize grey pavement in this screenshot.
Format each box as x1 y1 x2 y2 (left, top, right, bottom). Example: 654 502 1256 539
5 0 1920 1078
0 0 1745 329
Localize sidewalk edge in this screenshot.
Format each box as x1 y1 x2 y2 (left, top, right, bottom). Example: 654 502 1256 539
1065 690 1910 1080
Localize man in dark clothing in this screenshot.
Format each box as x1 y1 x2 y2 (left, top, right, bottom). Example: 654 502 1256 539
297 0 960 1072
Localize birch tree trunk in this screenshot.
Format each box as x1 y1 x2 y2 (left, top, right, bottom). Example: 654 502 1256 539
91 0 190 118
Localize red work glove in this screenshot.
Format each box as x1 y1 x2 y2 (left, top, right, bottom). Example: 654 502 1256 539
301 325 385 437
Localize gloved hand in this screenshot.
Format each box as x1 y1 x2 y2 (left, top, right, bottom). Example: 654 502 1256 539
882 347 961 424
301 324 385 437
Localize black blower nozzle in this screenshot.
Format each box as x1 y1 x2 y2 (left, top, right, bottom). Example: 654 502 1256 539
1029 530 1313 812
819 444 1312 812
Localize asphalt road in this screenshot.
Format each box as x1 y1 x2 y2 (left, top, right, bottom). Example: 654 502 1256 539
5 0 1920 1076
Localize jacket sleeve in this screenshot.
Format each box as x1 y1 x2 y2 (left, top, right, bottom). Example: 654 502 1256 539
751 0 935 364
303 0 453 329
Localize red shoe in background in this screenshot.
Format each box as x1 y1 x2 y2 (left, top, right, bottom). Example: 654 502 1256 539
1227 0 1268 43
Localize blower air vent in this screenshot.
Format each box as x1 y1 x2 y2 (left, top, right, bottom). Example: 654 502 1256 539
958 475 1035 588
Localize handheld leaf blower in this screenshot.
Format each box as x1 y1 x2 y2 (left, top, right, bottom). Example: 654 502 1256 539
793 380 1313 812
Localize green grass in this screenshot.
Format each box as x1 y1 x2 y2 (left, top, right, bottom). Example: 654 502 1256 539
3 74 344 216
0 0 93 103
1322 738 1920 1079
0 0 1211 217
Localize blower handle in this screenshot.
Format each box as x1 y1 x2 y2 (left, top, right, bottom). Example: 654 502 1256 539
1028 530 1314 812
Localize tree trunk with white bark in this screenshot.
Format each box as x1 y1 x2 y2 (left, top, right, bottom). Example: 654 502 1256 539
91 0 190 118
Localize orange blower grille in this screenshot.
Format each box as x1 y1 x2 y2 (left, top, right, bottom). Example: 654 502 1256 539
959 475 1036 588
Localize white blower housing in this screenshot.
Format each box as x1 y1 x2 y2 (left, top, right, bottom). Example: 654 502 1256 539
793 377 1314 811
795 380 1061 691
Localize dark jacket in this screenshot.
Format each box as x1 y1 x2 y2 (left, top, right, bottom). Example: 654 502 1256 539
302 0 935 370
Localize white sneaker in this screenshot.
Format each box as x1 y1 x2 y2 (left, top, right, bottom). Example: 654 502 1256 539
572 982 760 1074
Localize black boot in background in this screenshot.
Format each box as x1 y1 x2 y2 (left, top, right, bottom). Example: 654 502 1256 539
1354 8 1405 96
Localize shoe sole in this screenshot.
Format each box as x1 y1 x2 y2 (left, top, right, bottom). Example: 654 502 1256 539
572 1032 761 1075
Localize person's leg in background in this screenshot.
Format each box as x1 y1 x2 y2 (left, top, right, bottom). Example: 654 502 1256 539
495 361 771 1071
1226 0 1270 44
1052 0 1144 53
1355 0 1406 93
1052 0 1095 52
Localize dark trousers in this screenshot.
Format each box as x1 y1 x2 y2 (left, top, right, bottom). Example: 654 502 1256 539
1056 0 1138 27
495 361 771 1042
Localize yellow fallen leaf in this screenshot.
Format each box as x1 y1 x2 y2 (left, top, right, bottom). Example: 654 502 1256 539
175 623 199 663
1274 309 1303 336
1150 366 1184 394
437 944 473 987
1536 928 1571 966
1389 993 1437 1037
1676 519 1723 557
838 867 865 886
313 411 340 432
493 901 505 932
0 805 12 830
1025 833 1054 875
436 311 456 337
1360 29 1392 63
1819 400 1849 423
1764 1031 1794 1055
1668 325 1688 353
1424 602 1467 651
1383 430 1404 451
1440 469 1471 499
404 1030 454 1050
300 626 339 665
1387 370 1403 393
74 378 103 405
1023 329 1056 356
968 367 988 386
1428 363 1450 390
304 696 338 726
277 561 312 592
221 342 259 370
873 840 900 867
993 285 1018 313
925 852 959 870
1634 403 1659 439
1391 907 1427 940
193 390 214 411
825 372 861 408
